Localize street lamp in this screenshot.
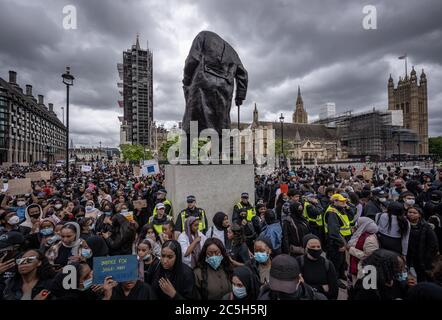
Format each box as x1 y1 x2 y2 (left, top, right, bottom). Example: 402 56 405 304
62 66 74 181
279 113 285 168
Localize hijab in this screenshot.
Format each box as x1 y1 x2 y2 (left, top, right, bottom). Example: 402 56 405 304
232 266 260 300
184 216 201 268
348 217 379 247
213 212 227 231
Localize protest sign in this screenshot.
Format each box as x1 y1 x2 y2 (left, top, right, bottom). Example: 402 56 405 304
338 171 351 179
141 160 160 176
92 255 138 285
280 183 289 194
133 165 141 177
361 169 373 181
25 171 52 181
8 178 32 196
133 200 147 210
121 210 134 222
0 183 8 193
81 165 92 172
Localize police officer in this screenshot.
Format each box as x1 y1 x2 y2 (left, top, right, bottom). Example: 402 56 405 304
232 192 256 225
153 189 173 218
175 195 208 234
303 193 325 243
148 203 172 235
323 194 351 288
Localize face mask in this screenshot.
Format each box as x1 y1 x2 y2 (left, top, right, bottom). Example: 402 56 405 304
232 285 247 299
85 206 94 212
138 254 151 261
104 211 112 216
55 204 63 210
7 216 20 226
121 209 128 214
405 199 415 206
47 234 61 245
379 198 387 203
17 201 26 207
80 277 93 291
396 272 408 282
40 227 54 236
205 255 223 270
81 248 93 259
254 252 269 264
307 248 323 260
89 224 95 231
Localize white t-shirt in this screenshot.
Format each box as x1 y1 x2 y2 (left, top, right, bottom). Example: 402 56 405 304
206 226 226 247
177 231 207 267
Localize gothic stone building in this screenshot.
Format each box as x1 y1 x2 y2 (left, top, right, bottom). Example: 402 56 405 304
388 67 428 154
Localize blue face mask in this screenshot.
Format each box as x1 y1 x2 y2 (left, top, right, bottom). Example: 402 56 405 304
232 285 247 299
81 248 93 259
47 234 61 245
205 255 223 270
40 227 54 236
104 211 112 216
396 272 408 282
254 252 269 264
80 277 93 291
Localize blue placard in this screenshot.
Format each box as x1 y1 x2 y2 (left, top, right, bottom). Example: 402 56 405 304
92 255 138 284
147 165 155 173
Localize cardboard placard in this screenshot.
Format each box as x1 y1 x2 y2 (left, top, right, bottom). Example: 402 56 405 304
25 171 52 181
121 211 134 222
338 171 351 179
133 166 141 177
7 178 32 196
361 169 373 181
133 199 147 210
92 255 138 285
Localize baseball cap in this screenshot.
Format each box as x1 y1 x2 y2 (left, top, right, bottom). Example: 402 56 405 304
330 193 347 202
187 195 196 203
156 203 165 210
305 192 317 199
0 231 25 250
269 254 300 294
158 189 167 194
241 192 249 198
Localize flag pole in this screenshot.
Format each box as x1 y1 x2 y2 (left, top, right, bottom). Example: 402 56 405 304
405 55 408 78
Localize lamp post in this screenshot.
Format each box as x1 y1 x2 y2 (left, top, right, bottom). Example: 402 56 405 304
62 66 74 181
279 113 284 168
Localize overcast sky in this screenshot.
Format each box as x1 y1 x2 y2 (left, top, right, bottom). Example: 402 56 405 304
0 0 441 147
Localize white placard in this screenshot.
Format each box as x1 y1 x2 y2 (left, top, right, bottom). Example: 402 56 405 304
141 160 160 176
81 165 92 172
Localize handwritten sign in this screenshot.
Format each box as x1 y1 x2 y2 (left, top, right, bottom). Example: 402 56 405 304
8 178 32 196
81 165 92 172
92 255 138 285
361 169 373 181
133 165 141 177
25 171 52 181
133 200 147 210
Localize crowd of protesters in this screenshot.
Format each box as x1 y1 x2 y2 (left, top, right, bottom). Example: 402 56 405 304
1 161 442 300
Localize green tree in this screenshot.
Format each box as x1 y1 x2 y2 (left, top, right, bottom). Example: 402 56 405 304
429 137 442 159
120 144 153 162
274 138 293 157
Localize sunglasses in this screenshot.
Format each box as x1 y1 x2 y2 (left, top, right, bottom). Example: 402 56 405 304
16 256 38 265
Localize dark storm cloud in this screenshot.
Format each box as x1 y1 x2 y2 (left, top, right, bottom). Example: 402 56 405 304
0 0 441 146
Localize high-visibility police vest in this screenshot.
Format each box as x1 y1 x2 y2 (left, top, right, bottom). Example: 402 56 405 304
148 216 171 235
303 202 323 227
236 202 256 222
324 206 351 237
153 199 173 218
180 209 206 232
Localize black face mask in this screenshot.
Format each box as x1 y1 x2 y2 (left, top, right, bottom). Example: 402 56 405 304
307 248 322 260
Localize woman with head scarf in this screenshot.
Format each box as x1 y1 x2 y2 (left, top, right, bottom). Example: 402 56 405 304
45 222 92 268
177 216 206 268
205 212 230 247
348 217 380 285
227 224 251 266
151 240 196 300
224 266 261 300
